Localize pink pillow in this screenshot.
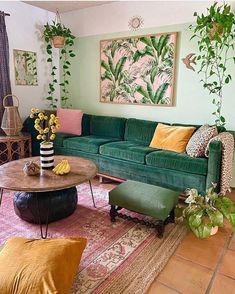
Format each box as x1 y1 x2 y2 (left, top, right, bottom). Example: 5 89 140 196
56 108 83 135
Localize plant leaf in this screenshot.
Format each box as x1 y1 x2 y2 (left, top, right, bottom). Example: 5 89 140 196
154 82 169 103
114 57 127 80
150 65 158 84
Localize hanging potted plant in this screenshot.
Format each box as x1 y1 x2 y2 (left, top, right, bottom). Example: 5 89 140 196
175 185 235 238
189 2 235 132
43 21 75 48
43 11 75 48
43 11 76 109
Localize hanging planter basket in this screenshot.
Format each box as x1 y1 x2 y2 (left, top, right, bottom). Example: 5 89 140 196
52 36 65 48
209 22 223 40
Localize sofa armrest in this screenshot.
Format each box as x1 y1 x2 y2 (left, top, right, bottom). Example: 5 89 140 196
23 116 40 156
206 140 222 192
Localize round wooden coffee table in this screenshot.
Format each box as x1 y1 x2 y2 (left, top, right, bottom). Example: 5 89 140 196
0 155 98 238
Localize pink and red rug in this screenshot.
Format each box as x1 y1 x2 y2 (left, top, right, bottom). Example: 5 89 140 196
0 180 186 294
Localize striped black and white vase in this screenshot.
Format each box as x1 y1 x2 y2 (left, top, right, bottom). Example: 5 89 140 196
40 142 54 169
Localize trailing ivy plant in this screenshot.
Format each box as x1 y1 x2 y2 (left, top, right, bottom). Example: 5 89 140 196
43 21 76 109
189 2 235 131
60 39 76 107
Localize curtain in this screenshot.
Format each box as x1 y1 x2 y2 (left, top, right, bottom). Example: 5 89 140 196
0 11 12 126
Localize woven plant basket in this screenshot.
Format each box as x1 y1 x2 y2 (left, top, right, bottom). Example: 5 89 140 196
1 94 23 136
52 36 65 48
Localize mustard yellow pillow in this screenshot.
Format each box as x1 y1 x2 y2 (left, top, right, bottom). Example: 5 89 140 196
150 123 196 153
0 237 87 294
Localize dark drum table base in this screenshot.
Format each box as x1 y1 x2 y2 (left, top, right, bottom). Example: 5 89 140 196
14 186 78 224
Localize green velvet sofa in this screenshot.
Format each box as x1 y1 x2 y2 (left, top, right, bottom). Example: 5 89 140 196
24 114 222 194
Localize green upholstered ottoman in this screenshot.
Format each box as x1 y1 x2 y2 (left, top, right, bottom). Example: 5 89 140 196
109 180 179 238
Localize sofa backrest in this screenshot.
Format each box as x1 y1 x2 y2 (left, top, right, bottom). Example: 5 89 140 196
81 114 92 136
172 123 201 129
90 115 126 139
124 118 159 145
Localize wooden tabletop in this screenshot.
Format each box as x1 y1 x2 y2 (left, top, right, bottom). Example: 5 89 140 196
0 156 98 192
0 132 31 141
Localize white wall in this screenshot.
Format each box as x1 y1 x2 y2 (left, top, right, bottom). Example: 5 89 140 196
62 1 214 37
0 1 60 119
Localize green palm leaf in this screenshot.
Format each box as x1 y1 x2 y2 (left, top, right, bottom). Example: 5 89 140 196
111 42 118 58
115 57 127 80
146 81 154 102
139 37 152 47
108 56 115 76
150 36 159 52
157 35 170 56
145 46 155 57
136 85 150 100
154 82 169 104
133 50 143 63
150 65 158 84
101 60 110 72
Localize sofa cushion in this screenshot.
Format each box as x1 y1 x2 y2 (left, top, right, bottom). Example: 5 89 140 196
63 136 118 154
100 141 155 164
54 132 77 147
186 124 218 157
146 150 208 175
90 115 126 139
81 114 91 136
124 118 159 145
0 237 86 294
149 123 196 153
57 108 83 135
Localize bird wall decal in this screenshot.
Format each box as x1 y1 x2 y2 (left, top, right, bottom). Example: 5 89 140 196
182 53 197 71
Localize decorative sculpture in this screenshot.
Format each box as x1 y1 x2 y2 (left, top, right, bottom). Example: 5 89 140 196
182 53 196 71
23 161 40 176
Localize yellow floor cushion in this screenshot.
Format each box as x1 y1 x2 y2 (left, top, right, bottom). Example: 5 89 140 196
0 237 87 294
150 123 196 153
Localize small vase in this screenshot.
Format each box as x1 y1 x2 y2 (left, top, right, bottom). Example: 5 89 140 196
210 226 218 236
40 142 54 169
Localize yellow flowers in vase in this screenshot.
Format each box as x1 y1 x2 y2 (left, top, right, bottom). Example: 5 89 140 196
30 108 60 143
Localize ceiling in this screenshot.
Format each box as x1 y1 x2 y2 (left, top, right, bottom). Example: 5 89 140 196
23 1 115 13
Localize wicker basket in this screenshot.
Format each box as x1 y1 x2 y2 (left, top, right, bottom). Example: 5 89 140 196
1 94 23 136
52 36 65 48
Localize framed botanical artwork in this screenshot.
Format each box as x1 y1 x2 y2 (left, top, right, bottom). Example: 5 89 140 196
100 32 177 106
13 49 38 86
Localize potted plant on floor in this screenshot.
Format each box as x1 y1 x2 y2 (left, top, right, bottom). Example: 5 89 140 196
189 2 235 132
175 184 235 238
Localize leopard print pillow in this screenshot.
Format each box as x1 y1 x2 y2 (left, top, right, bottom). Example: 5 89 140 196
186 124 218 157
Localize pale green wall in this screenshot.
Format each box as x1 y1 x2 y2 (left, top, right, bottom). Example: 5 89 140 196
68 23 235 130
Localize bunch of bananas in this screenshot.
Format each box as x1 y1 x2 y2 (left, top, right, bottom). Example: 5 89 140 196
53 160 71 175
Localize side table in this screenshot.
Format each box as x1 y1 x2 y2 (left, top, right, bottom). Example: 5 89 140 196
0 133 32 164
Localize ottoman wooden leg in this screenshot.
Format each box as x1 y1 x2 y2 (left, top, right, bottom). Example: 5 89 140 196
164 208 175 225
156 221 165 238
110 205 117 222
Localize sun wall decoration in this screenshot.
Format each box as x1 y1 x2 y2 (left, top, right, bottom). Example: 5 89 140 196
100 32 177 106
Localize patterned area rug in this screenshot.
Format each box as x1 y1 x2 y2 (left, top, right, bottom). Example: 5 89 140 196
0 180 187 294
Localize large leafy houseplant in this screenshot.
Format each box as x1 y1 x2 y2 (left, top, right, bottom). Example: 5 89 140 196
176 186 235 238
43 21 76 109
189 2 235 131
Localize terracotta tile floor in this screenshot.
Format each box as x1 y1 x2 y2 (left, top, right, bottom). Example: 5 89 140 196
147 189 235 294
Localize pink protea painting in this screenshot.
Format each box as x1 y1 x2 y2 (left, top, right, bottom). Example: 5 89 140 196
100 32 177 106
